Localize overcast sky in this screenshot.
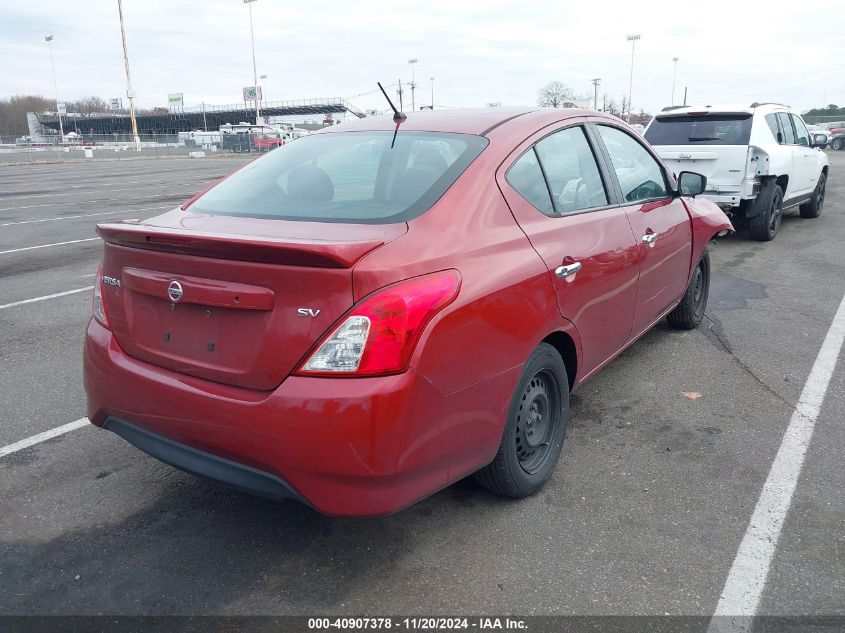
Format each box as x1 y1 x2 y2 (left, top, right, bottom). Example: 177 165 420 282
2 0 843 115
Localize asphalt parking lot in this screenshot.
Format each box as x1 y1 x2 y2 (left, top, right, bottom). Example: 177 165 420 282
1 154 843 620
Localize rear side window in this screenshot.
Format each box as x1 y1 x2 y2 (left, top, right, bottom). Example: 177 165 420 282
191 131 487 223
644 114 753 145
765 114 783 143
597 125 669 203
506 149 554 215
777 113 796 144
534 126 608 213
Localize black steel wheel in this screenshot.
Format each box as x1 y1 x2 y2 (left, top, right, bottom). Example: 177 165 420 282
475 343 569 498
667 248 710 330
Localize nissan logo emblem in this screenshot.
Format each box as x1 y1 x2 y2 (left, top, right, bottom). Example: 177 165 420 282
167 280 184 303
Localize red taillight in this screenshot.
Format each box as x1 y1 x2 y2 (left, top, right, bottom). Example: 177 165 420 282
296 270 461 377
92 265 110 328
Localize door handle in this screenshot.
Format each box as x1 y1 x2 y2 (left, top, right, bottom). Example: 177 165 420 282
555 262 582 278
642 232 659 247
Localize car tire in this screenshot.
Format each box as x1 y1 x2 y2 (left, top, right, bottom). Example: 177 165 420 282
475 343 569 498
667 248 710 330
832 138 844 151
748 184 784 241
799 172 827 219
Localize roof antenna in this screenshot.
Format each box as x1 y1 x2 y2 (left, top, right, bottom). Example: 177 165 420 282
378 81 406 148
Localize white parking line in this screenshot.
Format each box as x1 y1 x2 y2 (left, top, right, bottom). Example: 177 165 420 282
0 192 187 212
0 205 171 227
0 286 94 310
0 418 90 459
709 290 845 631
0 238 100 255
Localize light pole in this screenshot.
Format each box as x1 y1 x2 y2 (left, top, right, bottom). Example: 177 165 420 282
260 73 268 108
408 59 418 111
44 35 64 140
671 57 679 106
116 0 140 151
591 78 601 111
626 34 640 122
430 77 435 109
244 0 260 125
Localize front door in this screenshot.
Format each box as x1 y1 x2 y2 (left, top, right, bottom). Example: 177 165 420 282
593 124 693 336
498 122 640 375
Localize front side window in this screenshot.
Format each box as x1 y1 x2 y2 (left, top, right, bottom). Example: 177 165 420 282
791 114 810 146
534 126 608 214
191 131 487 223
597 125 669 202
777 113 796 145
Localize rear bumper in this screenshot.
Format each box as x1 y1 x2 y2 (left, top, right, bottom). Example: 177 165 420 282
102 417 305 503
84 319 515 516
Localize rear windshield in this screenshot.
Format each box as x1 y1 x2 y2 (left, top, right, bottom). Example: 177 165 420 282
644 114 753 146
191 131 488 223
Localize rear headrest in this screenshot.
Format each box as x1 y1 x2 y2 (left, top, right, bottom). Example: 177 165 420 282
287 164 335 202
413 148 449 173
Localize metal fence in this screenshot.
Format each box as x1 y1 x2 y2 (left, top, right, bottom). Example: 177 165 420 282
0 131 294 164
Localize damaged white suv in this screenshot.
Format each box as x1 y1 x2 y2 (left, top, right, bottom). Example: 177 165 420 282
644 103 829 241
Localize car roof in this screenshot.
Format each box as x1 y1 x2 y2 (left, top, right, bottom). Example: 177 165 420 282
656 103 792 117
317 107 609 137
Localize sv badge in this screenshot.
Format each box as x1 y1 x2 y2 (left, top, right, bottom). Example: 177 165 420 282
297 308 321 318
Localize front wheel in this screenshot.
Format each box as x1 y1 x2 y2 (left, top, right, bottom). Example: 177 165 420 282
800 172 826 219
667 248 710 330
475 343 569 498
832 138 844 151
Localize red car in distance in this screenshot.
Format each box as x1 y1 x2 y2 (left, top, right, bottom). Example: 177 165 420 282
84 108 731 516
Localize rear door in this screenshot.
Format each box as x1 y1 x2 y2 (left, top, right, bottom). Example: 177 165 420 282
774 112 803 198
593 122 693 337
497 121 640 374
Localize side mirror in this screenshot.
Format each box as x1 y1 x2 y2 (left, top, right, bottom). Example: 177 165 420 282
811 133 828 148
678 171 707 197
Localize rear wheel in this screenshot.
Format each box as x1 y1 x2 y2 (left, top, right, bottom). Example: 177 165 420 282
667 249 710 330
475 343 569 498
748 184 783 241
800 172 826 219
832 138 844 151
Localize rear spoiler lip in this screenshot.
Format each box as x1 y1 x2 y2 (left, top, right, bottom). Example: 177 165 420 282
96 222 385 268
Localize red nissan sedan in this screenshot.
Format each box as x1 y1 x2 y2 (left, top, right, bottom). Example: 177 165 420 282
84 108 732 516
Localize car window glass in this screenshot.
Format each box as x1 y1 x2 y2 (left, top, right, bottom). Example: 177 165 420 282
765 113 783 143
777 113 796 144
191 131 487 223
534 126 608 214
506 148 554 215
597 125 669 202
791 115 810 146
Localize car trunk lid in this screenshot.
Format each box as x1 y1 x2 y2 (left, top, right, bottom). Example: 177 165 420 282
97 211 406 390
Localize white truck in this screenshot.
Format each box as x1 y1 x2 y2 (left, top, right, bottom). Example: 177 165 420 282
644 103 829 241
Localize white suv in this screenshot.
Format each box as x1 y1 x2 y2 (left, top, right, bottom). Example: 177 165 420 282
644 103 829 241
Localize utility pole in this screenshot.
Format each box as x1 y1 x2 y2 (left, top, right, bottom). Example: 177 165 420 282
116 0 140 151
44 36 64 139
671 57 679 106
430 77 435 109
591 78 601 111
397 79 404 112
408 59 418 111
260 73 268 108
683 86 688 106
244 0 260 125
626 34 641 122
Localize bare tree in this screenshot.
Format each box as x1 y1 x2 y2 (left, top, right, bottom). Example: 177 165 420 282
605 97 620 117
0 95 53 135
537 81 575 108
69 96 110 117
620 95 629 120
